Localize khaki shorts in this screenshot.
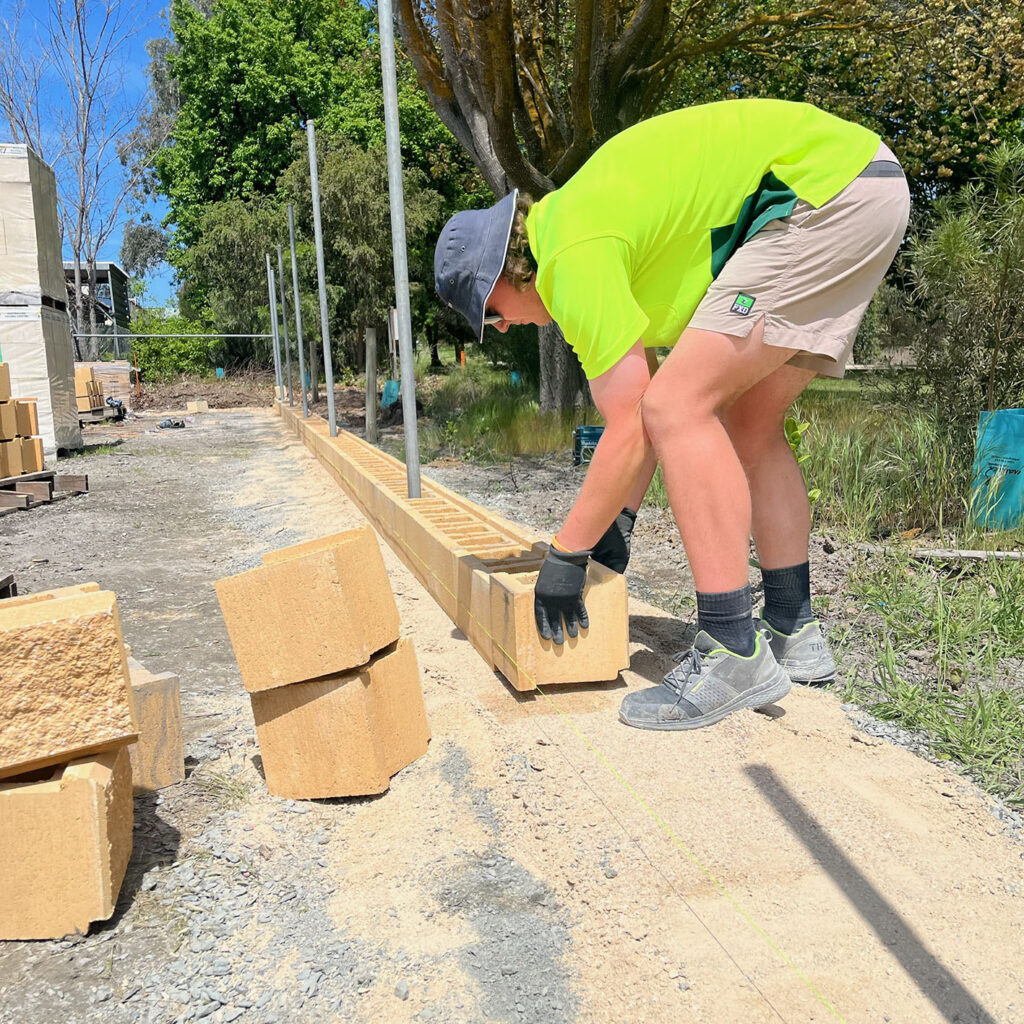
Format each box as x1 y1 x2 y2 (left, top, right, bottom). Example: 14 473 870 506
687 142 911 377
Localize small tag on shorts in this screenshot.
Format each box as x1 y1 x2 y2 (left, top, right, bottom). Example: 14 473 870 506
730 292 756 316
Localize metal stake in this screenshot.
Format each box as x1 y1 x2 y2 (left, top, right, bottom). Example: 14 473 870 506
276 245 294 407
365 327 378 445
265 254 283 400
377 0 420 496
288 204 309 417
306 120 337 436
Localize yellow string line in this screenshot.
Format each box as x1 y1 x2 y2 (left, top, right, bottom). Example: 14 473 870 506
300 418 849 1023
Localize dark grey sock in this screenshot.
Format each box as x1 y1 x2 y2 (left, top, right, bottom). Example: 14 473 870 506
696 585 755 656
761 562 814 635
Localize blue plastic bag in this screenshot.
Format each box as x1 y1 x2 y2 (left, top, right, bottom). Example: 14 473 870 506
381 379 401 409
971 409 1024 530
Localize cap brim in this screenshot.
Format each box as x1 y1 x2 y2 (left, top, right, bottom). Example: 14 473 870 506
471 190 518 342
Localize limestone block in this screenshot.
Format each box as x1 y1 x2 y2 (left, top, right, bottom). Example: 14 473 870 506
19 436 43 473
0 582 99 608
187 400 209 414
126 658 184 792
0 746 133 939
14 398 38 437
0 438 22 476
215 526 400 693
0 401 16 440
250 638 429 799
0 362 10 402
0 591 139 779
489 558 630 690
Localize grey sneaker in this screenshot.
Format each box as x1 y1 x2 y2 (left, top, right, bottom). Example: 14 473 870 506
753 612 837 683
618 630 791 731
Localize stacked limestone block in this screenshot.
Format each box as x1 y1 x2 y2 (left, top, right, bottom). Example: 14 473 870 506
127 657 185 794
0 585 139 938
216 526 430 799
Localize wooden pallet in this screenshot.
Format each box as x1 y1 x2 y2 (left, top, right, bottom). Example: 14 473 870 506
0 469 89 515
78 405 125 424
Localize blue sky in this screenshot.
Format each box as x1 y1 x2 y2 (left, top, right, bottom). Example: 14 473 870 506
0 0 177 306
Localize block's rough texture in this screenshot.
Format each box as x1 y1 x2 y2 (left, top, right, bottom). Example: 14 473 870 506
0 746 133 939
276 405 630 690
215 526 400 693
14 398 38 437
250 638 429 799
126 658 185 792
0 591 139 779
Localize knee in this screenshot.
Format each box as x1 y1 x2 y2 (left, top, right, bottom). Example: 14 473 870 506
639 378 706 446
725 410 789 466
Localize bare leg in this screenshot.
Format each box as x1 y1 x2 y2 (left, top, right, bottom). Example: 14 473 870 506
640 318 798 591
722 364 817 569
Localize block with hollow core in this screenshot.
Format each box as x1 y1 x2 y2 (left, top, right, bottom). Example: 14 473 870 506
250 638 429 799
489 561 630 690
13 399 38 437
215 526 400 693
0 402 16 441
126 658 184 793
0 590 139 779
0 746 133 939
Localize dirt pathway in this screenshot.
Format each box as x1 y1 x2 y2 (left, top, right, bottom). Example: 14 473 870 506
0 408 1021 1024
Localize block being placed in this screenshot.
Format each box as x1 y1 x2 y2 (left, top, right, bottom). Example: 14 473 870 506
250 638 429 799
0 746 133 939
14 398 39 437
215 526 400 693
0 590 139 779
126 658 184 793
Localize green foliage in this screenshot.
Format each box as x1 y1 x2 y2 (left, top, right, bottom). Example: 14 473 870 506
130 309 222 381
784 416 821 506
886 144 1024 418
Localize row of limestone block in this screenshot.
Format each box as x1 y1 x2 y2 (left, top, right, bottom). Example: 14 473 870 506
0 363 45 475
277 406 630 691
215 525 430 800
0 583 184 939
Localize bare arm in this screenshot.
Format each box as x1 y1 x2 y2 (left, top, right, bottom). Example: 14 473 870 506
556 340 655 550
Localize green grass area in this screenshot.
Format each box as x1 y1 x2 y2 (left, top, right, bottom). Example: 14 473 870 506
834 550 1024 806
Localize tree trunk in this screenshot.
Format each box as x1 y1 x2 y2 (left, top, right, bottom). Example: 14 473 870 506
538 323 591 412
72 252 84 337
86 257 99 360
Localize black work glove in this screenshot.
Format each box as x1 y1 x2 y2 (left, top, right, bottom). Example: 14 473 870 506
534 546 592 645
590 507 637 574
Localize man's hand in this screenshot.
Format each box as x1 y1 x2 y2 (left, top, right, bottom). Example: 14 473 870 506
590 507 637 574
534 545 591 645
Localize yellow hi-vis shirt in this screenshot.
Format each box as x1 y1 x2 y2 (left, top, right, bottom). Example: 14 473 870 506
525 99 880 379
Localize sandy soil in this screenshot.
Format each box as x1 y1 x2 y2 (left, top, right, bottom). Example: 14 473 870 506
0 407 1021 1024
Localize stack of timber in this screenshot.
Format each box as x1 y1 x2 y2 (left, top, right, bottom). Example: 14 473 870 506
216 526 430 800
275 404 630 691
0 584 139 939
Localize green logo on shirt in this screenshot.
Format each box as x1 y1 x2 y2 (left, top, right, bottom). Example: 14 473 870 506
731 292 756 315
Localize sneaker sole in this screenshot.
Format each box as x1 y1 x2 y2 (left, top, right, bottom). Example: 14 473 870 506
778 659 836 684
618 667 792 732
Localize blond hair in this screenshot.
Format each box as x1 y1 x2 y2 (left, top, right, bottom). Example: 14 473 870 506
502 194 536 291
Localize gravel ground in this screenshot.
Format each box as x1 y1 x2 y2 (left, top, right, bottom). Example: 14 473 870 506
0 406 1020 1024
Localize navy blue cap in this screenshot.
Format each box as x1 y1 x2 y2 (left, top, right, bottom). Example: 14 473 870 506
434 190 518 342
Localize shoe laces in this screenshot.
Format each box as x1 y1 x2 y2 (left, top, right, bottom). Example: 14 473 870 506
663 647 707 697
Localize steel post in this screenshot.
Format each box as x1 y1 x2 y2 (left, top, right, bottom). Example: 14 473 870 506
276 245 294 407
287 203 309 417
376 0 421 496
265 254 283 400
306 120 337 436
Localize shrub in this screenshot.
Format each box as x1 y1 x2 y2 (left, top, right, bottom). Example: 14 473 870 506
130 311 224 381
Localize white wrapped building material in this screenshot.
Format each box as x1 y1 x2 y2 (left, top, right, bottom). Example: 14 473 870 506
0 307 80 455
0 144 65 306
